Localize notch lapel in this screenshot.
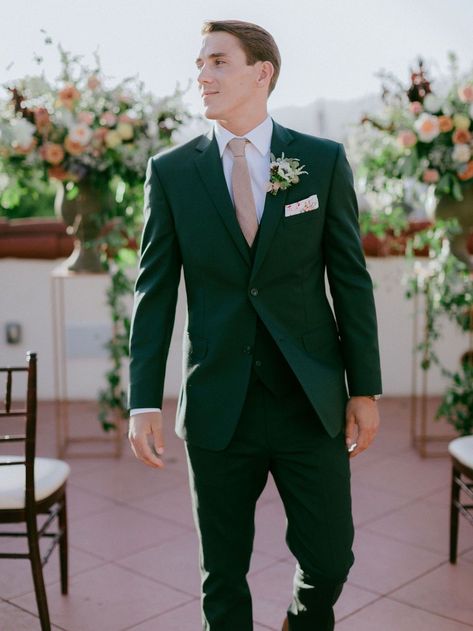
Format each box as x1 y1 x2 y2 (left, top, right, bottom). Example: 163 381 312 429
194 129 251 266
250 119 294 281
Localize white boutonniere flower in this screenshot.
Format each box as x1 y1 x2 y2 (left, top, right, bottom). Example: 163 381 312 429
266 152 308 195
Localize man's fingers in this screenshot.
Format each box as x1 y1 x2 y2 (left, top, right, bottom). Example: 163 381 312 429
348 425 377 458
345 413 356 450
129 433 164 468
139 436 165 467
153 427 165 456
128 412 165 468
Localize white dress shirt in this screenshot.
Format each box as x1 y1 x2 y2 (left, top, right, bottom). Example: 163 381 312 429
130 114 273 417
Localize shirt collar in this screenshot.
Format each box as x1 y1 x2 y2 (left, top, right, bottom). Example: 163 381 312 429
213 114 273 158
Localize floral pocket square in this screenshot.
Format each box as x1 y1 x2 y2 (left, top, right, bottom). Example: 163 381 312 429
284 194 319 217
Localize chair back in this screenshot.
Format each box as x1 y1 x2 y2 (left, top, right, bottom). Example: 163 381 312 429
0 351 37 510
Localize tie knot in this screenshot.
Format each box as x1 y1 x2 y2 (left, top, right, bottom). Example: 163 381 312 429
228 137 250 158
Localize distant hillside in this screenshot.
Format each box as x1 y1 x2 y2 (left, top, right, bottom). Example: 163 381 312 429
269 93 383 143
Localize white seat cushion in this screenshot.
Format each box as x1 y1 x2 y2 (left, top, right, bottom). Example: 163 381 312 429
0 456 70 510
448 436 473 470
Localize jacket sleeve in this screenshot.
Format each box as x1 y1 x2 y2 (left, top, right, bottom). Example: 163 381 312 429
323 142 382 396
128 156 182 410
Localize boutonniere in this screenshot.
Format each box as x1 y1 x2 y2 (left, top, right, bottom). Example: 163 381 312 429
266 152 308 195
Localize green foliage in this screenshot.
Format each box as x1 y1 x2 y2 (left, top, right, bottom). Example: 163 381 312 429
358 205 408 238
404 218 473 434
436 359 473 436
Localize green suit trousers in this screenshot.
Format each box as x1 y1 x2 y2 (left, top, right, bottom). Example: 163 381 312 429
185 371 355 630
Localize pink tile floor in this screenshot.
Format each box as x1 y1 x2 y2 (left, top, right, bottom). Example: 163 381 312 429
1 396 473 630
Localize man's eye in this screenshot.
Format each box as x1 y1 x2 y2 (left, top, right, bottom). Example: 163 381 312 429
215 60 225 65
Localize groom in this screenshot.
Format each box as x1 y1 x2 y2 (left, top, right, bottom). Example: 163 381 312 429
128 19 382 631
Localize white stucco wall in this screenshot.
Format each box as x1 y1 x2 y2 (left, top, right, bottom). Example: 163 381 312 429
0 256 466 401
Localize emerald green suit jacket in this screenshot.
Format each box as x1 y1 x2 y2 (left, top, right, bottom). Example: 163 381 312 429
128 117 382 450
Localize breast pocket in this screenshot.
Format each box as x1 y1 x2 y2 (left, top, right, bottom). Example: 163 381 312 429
283 209 320 225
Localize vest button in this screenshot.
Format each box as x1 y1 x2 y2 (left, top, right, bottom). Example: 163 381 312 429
243 345 253 354
255 360 262 367
250 287 259 296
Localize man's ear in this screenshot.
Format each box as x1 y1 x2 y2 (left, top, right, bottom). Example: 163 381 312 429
256 60 274 89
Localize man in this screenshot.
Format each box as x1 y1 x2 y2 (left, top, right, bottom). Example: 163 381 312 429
128 19 382 631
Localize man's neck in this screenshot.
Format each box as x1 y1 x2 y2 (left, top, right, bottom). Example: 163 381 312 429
215 111 269 137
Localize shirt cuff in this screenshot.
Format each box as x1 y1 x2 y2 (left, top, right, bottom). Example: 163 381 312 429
130 407 162 415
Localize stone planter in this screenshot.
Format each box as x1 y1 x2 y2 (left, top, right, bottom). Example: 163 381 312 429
435 184 473 270
54 178 114 273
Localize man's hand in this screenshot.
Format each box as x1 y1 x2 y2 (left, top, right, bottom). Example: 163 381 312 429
128 411 165 468
344 397 380 458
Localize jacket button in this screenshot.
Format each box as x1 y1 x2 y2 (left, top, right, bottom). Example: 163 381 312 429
255 360 262 367
250 287 259 296
243 345 253 354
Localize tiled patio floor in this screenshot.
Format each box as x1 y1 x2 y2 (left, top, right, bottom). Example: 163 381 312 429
1 396 473 630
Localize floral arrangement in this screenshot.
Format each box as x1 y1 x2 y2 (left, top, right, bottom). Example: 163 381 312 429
358 53 473 202
0 34 192 192
0 33 195 434
266 151 308 195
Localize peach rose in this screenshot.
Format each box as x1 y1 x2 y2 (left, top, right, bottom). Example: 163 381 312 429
397 130 417 148
100 111 117 127
77 111 95 125
458 160 473 181
458 84 473 103
409 101 423 114
64 136 85 156
57 84 80 109
414 113 440 142
452 128 472 144
33 108 51 134
41 142 65 165
422 169 440 183
69 123 93 146
438 115 453 132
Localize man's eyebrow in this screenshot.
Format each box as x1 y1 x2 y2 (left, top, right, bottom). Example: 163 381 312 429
195 53 228 65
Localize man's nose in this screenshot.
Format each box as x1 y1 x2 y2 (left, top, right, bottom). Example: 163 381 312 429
197 65 213 85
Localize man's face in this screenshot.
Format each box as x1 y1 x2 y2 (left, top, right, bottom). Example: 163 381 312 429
195 31 265 121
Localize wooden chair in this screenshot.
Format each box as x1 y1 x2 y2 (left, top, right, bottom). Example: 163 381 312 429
0 351 70 631
449 435 473 564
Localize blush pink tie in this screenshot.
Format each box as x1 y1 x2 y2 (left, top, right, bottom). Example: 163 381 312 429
227 137 259 247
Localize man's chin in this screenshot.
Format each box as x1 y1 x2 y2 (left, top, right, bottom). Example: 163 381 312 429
202 108 219 121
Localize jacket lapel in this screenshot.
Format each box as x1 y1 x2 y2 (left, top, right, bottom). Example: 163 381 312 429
250 120 294 281
193 117 295 272
194 128 251 266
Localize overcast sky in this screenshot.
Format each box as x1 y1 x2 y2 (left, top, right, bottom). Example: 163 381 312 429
1 0 472 116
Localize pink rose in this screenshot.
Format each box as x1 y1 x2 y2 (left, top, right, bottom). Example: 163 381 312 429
100 111 117 127
409 101 423 114
422 169 440 183
458 84 473 103
397 130 417 148
77 111 95 125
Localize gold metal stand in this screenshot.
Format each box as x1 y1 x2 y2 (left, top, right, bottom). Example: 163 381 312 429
50 266 123 458
410 286 468 458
